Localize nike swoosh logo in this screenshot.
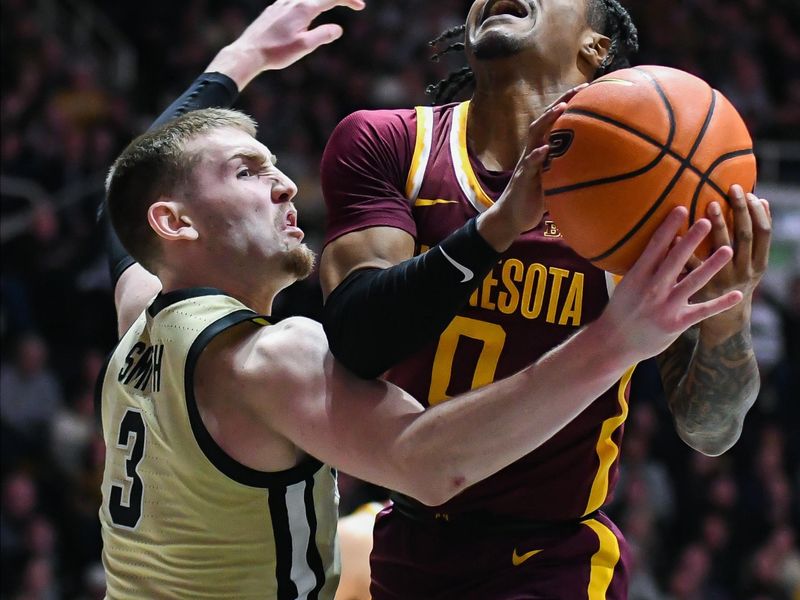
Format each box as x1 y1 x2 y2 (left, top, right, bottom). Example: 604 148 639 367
439 247 474 283
512 548 543 566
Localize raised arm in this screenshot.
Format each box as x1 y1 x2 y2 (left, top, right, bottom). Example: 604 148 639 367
107 0 365 336
656 185 771 456
249 208 743 505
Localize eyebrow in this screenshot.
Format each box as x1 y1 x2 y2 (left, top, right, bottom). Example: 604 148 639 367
228 149 278 166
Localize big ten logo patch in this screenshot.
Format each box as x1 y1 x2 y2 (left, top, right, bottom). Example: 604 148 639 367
543 130 574 171
543 221 562 238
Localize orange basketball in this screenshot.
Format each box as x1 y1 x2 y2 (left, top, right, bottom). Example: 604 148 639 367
542 65 756 275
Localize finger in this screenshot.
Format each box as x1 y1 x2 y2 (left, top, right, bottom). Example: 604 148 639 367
299 23 344 51
552 83 589 108
673 245 734 299
512 144 549 182
528 103 567 148
747 193 772 273
309 0 366 18
762 198 771 220
653 217 713 284
706 201 732 250
729 184 753 272
628 207 688 277
681 290 744 328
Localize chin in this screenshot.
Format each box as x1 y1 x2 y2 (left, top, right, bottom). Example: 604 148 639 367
471 31 526 60
283 244 316 280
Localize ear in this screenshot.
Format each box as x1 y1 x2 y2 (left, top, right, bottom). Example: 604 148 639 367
579 31 611 74
147 200 199 242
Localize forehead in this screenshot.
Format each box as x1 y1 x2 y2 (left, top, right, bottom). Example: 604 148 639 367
186 126 275 165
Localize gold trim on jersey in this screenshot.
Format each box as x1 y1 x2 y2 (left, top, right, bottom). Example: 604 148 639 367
405 106 434 201
414 198 458 207
584 518 621 599
584 365 636 515
450 101 494 213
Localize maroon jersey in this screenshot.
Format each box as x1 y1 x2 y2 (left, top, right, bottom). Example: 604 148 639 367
322 103 635 521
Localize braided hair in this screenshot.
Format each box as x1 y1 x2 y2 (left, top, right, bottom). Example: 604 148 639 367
426 0 639 104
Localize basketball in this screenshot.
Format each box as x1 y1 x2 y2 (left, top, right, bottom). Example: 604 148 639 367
542 65 757 275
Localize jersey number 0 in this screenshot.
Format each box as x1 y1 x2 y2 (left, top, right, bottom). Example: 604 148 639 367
108 408 147 529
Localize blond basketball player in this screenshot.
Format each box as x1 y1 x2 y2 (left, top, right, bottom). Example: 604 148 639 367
97 0 747 597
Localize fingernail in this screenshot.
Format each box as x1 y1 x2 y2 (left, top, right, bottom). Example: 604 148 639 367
709 202 720 216
732 184 744 198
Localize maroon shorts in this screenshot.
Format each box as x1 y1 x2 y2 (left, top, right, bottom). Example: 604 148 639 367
369 506 629 600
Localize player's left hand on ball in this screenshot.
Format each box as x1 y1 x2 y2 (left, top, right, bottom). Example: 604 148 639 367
689 184 771 333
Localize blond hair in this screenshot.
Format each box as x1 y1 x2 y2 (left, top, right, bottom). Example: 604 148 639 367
105 108 257 272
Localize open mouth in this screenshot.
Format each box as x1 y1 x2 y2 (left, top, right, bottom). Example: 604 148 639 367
480 0 531 24
285 211 297 228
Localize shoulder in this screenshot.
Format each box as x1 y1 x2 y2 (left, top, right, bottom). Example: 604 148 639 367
238 317 329 389
324 108 418 158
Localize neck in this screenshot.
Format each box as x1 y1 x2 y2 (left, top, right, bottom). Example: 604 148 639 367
467 64 586 171
158 264 284 315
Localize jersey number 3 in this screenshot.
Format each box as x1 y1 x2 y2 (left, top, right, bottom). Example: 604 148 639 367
109 408 146 529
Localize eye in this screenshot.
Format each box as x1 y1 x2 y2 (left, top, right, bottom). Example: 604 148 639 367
237 167 253 178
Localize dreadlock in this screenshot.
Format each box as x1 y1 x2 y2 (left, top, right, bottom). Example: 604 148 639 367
426 0 639 104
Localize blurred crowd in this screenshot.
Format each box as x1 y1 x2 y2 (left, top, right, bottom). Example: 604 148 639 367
1 0 798 597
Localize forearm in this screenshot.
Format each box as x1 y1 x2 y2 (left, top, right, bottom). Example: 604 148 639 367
149 71 239 131
657 319 760 456
322 218 500 378
398 316 636 505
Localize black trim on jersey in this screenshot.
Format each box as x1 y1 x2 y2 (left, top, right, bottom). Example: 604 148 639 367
184 309 325 488
93 348 115 431
304 476 326 600
148 287 227 317
268 486 299 600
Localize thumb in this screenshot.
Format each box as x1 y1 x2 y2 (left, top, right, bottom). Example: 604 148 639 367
299 23 344 51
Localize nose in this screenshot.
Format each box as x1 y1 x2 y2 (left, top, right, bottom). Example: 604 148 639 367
272 175 298 204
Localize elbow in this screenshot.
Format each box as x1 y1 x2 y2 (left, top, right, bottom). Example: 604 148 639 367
676 418 745 457
405 478 465 508
393 449 468 507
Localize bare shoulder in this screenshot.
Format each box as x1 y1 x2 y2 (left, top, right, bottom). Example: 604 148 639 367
233 316 330 391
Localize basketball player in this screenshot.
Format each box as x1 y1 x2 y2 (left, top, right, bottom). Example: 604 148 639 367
319 0 773 597
97 0 744 597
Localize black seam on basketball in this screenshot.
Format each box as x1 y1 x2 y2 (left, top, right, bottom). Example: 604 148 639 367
589 87 717 262
551 77 732 206
545 71 677 197
678 88 717 223
548 108 730 201
588 160 687 262
543 138 667 195
689 149 755 223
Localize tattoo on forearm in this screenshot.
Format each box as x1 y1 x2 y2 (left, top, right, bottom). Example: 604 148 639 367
657 327 759 452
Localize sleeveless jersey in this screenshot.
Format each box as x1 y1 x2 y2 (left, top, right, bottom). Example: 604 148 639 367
322 103 636 521
97 288 339 599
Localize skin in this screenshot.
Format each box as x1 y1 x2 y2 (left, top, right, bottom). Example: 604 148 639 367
112 0 744 507
319 0 772 456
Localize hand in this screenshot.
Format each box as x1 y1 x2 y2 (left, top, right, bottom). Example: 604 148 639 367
600 207 743 363
476 84 587 252
207 0 366 89
690 185 772 343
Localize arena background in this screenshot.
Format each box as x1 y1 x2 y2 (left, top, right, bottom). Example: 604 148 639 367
2 0 799 597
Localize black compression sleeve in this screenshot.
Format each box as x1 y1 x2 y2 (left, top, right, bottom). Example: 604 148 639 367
103 71 240 286
149 72 239 130
322 217 500 378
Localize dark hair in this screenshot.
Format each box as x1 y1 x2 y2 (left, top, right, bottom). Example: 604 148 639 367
426 0 639 104
105 108 256 272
